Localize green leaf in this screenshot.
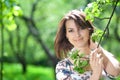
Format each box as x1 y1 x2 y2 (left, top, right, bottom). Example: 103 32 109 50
80 60 88 68
78 68 85 73
13 6 23 16
5 20 17 31
70 50 79 59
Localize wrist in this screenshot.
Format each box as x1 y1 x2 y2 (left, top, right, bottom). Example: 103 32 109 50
90 72 100 80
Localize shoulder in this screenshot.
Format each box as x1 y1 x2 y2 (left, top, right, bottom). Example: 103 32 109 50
56 58 72 68
55 58 74 77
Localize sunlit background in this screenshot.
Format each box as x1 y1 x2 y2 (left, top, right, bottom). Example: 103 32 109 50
0 0 120 80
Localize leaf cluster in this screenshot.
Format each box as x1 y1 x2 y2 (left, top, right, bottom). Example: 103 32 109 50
84 0 117 21
91 28 104 42
1 0 22 31
69 50 89 74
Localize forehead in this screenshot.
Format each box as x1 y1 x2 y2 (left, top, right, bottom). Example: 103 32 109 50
65 19 80 29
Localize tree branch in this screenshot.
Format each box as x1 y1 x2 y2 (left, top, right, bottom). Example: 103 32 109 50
22 32 30 55
22 16 57 63
5 28 16 54
20 0 58 65
114 16 120 41
16 25 21 53
31 0 39 18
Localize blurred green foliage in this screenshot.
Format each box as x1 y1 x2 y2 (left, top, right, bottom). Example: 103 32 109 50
1 0 120 80
3 63 54 80
1 0 90 65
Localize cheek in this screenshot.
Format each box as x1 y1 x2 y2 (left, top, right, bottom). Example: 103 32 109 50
86 33 90 37
82 32 90 39
66 34 74 43
66 32 73 39
84 30 90 36
66 34 73 41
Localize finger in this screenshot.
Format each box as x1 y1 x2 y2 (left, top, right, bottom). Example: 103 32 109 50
90 48 100 61
96 47 103 54
90 49 95 59
96 53 102 58
93 50 99 61
99 57 104 69
93 48 104 59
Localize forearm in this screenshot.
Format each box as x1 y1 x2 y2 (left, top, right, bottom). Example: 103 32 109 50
104 58 120 76
103 49 120 76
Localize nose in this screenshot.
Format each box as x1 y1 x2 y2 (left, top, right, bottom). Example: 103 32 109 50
76 30 81 37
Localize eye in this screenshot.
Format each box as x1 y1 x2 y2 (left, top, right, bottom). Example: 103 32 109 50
68 29 73 32
80 27 86 30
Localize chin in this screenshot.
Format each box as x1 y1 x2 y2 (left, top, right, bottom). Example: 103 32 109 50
75 43 88 48
75 45 84 48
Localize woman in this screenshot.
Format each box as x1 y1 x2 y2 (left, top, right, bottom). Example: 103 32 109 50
54 9 120 80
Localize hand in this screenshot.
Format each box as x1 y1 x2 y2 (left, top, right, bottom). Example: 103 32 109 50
89 48 104 79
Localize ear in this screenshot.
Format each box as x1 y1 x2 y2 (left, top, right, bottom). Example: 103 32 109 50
88 28 93 35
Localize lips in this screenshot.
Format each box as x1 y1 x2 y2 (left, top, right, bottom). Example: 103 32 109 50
75 38 83 41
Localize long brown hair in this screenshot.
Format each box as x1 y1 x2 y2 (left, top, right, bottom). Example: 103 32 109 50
54 10 94 59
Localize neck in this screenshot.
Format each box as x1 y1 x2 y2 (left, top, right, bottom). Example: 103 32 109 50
77 46 90 55
75 40 97 55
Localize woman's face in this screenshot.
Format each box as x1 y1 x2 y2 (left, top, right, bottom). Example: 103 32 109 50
66 19 90 49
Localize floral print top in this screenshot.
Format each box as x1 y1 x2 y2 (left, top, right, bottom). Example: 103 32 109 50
56 58 114 80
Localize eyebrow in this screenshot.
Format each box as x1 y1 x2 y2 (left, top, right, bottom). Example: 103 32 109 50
66 28 74 30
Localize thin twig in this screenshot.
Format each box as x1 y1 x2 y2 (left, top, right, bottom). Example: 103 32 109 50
95 17 110 20
97 0 119 48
